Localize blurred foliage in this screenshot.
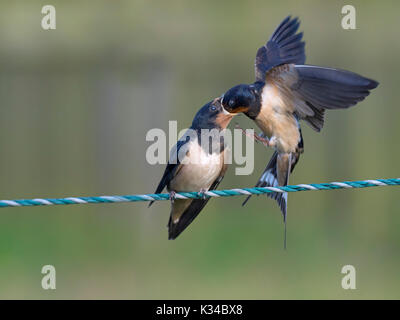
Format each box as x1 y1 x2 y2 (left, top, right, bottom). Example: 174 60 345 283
0 0 399 299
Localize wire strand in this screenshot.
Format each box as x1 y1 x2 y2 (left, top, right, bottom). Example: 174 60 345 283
0 178 399 208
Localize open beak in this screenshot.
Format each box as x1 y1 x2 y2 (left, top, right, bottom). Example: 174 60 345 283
218 95 237 116
222 105 234 115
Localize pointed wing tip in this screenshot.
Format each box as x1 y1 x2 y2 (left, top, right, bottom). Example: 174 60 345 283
368 79 379 90
168 233 177 240
168 219 179 240
242 195 251 206
283 15 291 22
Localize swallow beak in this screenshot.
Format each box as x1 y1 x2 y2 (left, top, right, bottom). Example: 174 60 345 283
222 105 233 115
219 95 237 116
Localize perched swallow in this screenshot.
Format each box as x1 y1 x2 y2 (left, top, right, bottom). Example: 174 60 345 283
150 98 233 239
220 16 378 245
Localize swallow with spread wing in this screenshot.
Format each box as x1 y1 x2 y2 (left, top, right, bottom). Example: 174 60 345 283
220 16 379 245
149 98 234 239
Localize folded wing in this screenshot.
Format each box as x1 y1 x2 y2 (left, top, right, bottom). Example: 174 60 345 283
168 163 228 240
148 138 189 207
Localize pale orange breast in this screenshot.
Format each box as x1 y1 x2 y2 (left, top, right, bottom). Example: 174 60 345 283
256 83 300 153
169 141 225 192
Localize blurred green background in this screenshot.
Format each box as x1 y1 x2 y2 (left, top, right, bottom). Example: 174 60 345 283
0 0 398 299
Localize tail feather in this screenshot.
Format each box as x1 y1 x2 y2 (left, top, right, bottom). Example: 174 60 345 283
242 151 290 219
243 148 300 212
168 168 227 240
242 151 279 206
243 128 304 248
168 198 210 240
243 150 300 249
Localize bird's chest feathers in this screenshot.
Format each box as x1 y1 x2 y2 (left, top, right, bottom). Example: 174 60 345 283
255 84 300 153
170 141 224 192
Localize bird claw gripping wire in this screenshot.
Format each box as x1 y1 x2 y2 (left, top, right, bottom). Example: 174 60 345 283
0 178 399 208
169 191 176 203
198 188 207 200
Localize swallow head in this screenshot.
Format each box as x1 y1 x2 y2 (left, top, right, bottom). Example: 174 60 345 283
192 97 234 130
221 84 260 115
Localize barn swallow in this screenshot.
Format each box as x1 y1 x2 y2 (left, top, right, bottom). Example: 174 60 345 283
220 16 378 246
149 98 233 239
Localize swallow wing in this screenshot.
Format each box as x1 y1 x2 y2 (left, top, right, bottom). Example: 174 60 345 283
265 64 379 131
255 16 305 82
168 159 229 240
148 138 189 207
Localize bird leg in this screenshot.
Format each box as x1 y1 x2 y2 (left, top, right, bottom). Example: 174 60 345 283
169 191 176 204
235 123 270 148
198 188 207 200
268 136 278 148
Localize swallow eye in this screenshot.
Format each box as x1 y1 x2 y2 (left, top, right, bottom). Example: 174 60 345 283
229 99 235 108
210 105 217 112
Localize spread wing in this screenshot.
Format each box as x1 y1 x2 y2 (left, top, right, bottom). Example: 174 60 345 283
255 16 305 82
264 64 379 131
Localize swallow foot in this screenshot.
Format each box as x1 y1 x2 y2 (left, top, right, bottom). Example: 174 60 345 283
235 123 270 147
199 188 207 200
254 133 271 147
268 136 277 148
169 191 176 204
